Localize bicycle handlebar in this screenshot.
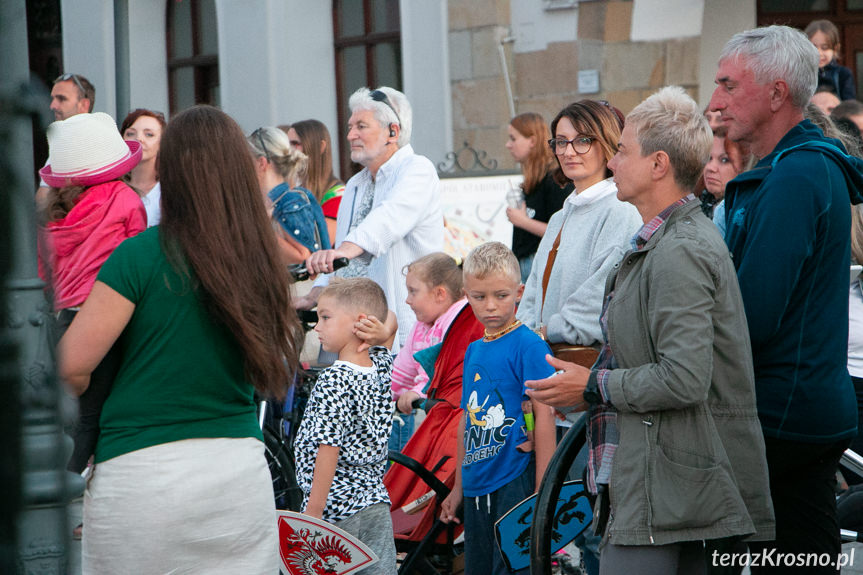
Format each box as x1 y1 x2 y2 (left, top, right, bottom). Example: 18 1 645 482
289 257 349 282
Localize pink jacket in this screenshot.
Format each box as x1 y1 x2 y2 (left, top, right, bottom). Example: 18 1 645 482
39 180 146 310
391 298 467 399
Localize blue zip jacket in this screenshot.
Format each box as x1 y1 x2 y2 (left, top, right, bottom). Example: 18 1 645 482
724 120 863 442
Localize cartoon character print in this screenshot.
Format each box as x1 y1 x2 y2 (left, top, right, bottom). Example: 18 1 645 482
463 370 518 466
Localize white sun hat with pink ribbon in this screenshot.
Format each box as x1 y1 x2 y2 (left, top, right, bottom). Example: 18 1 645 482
39 112 142 188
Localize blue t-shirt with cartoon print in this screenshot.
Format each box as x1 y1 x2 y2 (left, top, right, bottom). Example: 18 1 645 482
460 324 554 497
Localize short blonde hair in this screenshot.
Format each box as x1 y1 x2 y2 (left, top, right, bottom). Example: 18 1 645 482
320 278 388 320
462 242 520 284
627 86 712 192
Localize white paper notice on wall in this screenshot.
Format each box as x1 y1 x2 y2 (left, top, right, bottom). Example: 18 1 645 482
578 70 600 94
439 175 518 263
631 0 704 41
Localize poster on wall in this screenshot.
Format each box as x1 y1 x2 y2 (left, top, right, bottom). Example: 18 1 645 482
440 174 521 263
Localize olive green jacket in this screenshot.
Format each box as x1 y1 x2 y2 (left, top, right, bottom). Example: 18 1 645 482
601 201 774 546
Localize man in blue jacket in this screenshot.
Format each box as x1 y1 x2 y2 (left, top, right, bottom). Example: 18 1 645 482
710 25 863 571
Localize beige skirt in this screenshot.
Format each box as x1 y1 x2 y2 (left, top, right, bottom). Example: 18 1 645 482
82 437 277 575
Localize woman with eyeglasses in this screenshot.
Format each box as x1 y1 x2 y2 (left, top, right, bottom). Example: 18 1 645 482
505 113 573 282
515 100 641 574
518 100 641 348
121 108 167 226
247 126 330 265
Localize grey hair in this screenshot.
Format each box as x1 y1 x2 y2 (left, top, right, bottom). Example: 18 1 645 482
627 86 713 192
247 126 308 186
349 86 413 147
719 25 819 109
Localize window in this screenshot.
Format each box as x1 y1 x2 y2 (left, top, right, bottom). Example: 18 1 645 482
757 0 863 97
333 0 402 178
167 0 219 114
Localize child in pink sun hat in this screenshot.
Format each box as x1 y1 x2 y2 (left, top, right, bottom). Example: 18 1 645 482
38 111 146 475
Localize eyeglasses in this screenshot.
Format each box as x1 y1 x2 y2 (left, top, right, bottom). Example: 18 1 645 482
370 89 402 128
252 128 272 162
548 136 595 155
55 73 86 97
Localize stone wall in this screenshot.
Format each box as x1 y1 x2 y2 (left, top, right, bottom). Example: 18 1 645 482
448 0 513 171
448 0 701 171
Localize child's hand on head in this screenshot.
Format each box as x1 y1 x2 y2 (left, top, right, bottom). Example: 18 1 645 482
354 314 384 351
353 310 398 351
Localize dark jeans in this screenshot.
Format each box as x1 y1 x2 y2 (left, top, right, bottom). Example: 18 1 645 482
52 309 122 473
848 375 863 485
463 457 535 575
748 436 850 574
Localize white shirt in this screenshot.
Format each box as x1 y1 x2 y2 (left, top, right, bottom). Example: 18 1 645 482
315 144 443 348
849 275 863 377
141 181 161 227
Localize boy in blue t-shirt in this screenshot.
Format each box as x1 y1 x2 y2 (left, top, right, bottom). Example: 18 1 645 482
440 242 556 575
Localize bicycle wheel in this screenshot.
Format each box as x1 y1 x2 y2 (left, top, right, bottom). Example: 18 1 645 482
263 427 302 511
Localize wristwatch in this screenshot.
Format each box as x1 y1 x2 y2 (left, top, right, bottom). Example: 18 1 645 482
583 371 602 405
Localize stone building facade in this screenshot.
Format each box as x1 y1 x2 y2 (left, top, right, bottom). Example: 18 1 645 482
448 0 750 171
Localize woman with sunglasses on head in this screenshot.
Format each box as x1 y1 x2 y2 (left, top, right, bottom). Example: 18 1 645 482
58 106 302 573
120 108 167 226
247 126 330 265
505 112 574 282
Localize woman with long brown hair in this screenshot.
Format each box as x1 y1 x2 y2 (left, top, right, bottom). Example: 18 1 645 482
59 105 302 573
284 119 344 244
505 112 573 281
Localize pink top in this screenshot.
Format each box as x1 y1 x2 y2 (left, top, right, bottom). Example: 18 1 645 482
391 298 467 399
39 180 146 310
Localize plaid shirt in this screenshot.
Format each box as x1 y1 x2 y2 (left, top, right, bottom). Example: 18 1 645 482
586 193 695 494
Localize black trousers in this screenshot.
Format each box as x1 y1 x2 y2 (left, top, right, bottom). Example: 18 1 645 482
52 309 122 473
848 375 863 485
748 436 850 574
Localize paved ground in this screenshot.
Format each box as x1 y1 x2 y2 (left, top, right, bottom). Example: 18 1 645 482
65 493 863 575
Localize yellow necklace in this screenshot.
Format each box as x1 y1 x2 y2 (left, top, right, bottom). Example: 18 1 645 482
483 320 522 342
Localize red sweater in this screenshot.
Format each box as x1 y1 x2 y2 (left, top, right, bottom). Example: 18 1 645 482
39 180 146 310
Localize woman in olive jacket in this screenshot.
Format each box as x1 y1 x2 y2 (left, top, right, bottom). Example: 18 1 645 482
527 87 773 573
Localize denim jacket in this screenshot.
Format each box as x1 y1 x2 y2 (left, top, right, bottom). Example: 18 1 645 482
267 183 331 252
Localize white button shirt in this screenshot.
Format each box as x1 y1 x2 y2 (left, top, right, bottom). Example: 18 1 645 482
316 144 443 349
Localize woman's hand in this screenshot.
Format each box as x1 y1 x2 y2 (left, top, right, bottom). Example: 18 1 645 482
506 203 529 228
440 490 463 524
525 354 590 410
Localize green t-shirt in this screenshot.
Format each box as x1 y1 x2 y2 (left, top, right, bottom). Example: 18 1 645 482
95 227 262 463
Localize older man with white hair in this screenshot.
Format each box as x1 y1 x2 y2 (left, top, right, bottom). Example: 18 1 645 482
302 87 442 352
709 25 863 571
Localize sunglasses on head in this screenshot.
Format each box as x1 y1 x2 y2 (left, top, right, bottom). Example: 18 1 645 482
55 73 86 97
370 89 402 128
252 128 273 162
